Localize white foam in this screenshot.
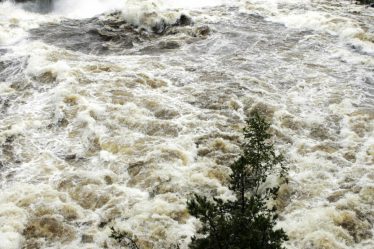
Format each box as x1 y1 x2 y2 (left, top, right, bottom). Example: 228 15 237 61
161 0 229 9
53 0 125 18
0 232 23 249
0 1 50 45
242 0 374 62
1 0 374 249
52 0 229 19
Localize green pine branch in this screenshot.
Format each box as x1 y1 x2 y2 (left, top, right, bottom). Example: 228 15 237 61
187 111 289 249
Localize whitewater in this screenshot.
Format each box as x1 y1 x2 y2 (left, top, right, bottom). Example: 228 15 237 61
0 0 373 248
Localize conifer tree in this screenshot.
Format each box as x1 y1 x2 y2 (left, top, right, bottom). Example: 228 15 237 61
187 111 289 249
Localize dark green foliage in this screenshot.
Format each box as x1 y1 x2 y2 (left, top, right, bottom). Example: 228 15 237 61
356 0 374 5
110 227 140 249
187 111 289 249
110 227 181 249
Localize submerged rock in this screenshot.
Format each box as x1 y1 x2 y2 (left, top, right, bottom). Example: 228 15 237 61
158 40 180 49
81 234 94 243
29 11 205 55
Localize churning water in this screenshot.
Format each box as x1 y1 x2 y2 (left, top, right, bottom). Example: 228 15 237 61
0 0 373 248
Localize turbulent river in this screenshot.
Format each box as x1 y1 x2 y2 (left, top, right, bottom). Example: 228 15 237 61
0 0 373 248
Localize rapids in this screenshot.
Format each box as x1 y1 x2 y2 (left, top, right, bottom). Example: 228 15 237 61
0 0 373 249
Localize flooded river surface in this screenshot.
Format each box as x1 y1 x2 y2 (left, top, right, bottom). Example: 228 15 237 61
0 0 373 248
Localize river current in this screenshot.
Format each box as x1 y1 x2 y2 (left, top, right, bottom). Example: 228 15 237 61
0 0 373 248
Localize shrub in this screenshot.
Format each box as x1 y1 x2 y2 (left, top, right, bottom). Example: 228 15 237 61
356 0 374 5
110 112 289 249
110 227 140 249
187 111 289 249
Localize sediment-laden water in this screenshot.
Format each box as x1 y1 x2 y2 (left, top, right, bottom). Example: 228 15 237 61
0 0 373 248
